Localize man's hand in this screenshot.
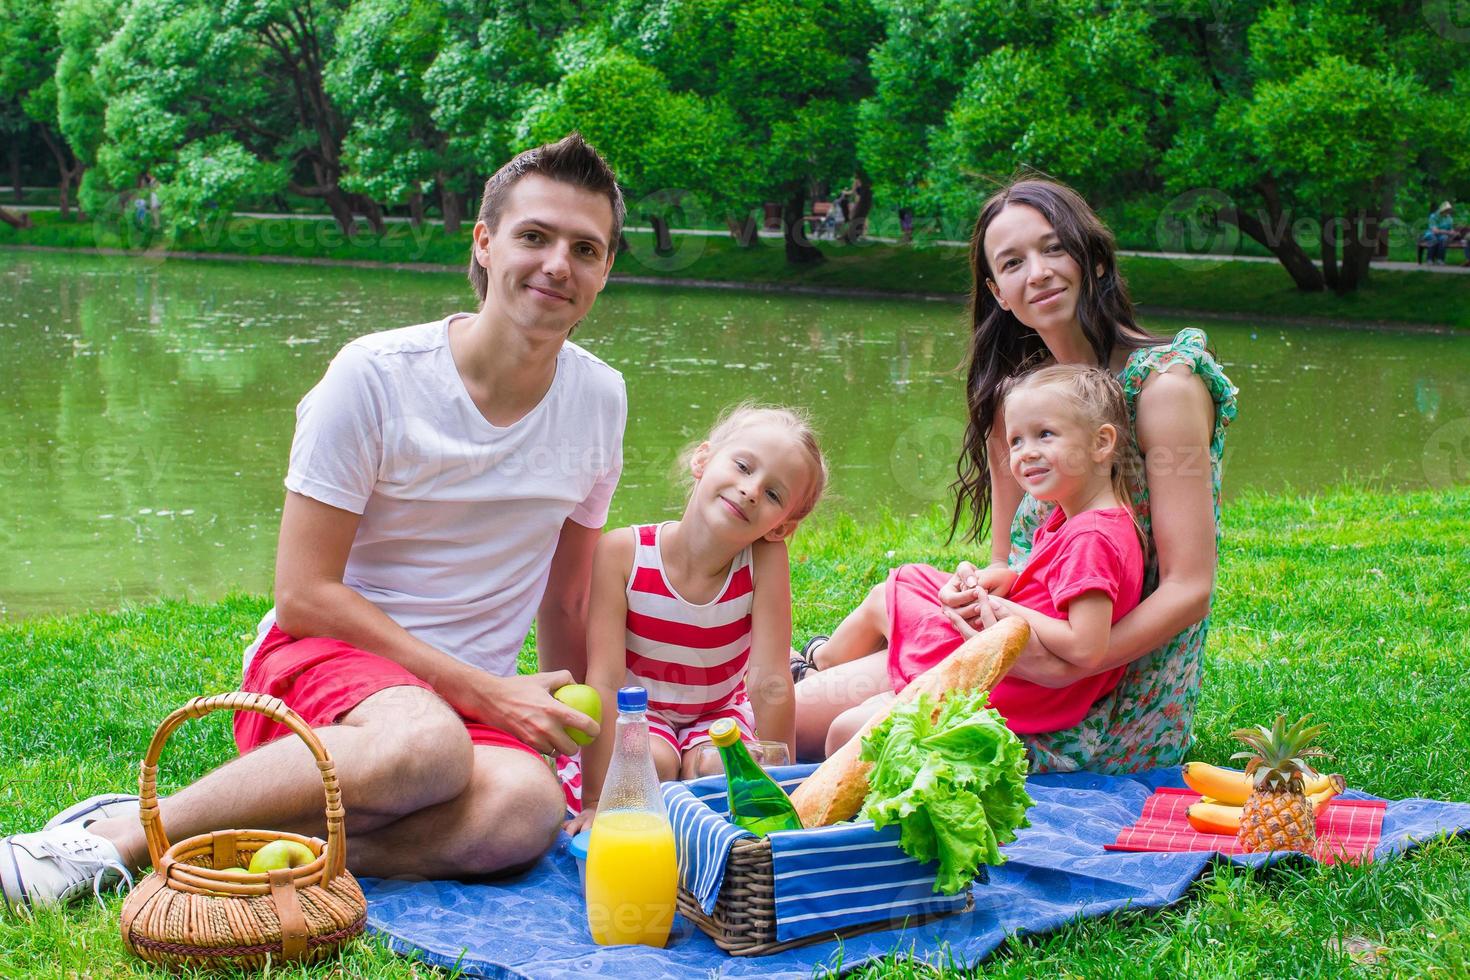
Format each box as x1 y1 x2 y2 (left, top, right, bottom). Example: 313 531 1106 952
455 670 600 757
565 804 596 835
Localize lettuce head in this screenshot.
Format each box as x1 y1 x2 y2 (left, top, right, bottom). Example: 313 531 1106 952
859 690 1034 895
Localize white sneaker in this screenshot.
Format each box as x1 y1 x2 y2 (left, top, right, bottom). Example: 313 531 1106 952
43 793 141 832
0 827 134 911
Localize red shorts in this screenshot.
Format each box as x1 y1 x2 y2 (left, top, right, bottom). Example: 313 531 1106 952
234 625 540 760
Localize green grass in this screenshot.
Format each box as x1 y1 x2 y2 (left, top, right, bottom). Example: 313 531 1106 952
3 210 1466 330
2 485 1467 976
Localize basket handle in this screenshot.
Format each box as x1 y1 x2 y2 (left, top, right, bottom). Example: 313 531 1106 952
138 692 348 884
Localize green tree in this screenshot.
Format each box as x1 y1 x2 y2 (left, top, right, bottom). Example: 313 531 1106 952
92 0 377 234
2 90 36 224
1159 0 1468 293
55 0 123 220
0 0 86 218
327 0 446 229
865 0 1467 294
861 0 1171 241
857 0 996 237
423 0 566 232
613 0 880 264
518 40 750 251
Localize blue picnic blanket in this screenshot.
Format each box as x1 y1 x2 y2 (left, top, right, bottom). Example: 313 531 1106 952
362 767 1470 979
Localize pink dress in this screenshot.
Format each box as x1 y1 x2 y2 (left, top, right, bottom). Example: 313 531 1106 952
886 507 1145 734
624 523 758 754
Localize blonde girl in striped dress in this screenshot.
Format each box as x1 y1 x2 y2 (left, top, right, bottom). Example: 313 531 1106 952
567 406 827 833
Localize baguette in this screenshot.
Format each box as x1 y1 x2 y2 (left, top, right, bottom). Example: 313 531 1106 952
790 615 1030 828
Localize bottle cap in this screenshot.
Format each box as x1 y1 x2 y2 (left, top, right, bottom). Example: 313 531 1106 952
616 686 647 712
709 718 741 747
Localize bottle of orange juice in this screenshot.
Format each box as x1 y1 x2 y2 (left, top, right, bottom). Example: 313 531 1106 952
585 687 678 947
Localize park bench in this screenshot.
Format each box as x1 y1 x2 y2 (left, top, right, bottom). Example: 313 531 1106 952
802 200 833 237
1418 229 1469 263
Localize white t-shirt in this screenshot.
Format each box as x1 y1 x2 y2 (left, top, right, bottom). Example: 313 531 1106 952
244 313 626 677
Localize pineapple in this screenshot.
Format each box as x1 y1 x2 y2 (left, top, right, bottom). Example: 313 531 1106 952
1230 714 1330 853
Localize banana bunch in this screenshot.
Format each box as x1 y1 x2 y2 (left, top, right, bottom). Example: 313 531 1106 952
1182 762 1346 835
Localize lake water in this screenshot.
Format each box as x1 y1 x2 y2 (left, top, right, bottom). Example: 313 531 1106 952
3 250 1467 619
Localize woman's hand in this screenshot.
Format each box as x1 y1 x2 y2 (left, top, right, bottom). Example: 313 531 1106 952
564 804 596 835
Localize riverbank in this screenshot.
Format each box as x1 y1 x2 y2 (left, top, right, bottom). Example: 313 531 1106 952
2 485 1467 975
3 211 1465 331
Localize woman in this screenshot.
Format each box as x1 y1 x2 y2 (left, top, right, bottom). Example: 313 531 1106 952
794 177 1237 772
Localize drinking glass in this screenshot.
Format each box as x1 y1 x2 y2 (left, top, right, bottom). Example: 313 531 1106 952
693 739 791 778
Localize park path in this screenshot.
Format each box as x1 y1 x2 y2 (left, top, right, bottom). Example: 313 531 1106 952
7 204 1467 275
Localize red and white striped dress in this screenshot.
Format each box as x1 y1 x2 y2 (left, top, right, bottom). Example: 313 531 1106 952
624 523 758 754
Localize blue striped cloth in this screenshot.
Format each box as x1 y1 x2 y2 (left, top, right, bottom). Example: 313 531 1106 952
662 763 973 944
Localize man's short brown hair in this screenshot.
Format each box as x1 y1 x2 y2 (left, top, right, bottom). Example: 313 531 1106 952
468 133 626 303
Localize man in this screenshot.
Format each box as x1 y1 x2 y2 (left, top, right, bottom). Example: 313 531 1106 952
1424 201 1454 265
2 133 628 908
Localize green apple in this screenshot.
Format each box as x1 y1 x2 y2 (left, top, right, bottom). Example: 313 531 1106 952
247 839 316 874
553 683 602 746
206 864 252 896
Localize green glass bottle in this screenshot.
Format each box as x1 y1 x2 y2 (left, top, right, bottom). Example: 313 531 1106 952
709 719 803 836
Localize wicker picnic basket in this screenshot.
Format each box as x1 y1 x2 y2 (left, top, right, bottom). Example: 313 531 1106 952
119 692 367 969
675 835 977 957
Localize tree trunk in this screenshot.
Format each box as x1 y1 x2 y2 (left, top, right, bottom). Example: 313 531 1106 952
8 144 20 203
0 206 32 229
1338 209 1379 295
36 127 82 220
320 185 358 235
727 212 760 248
262 11 356 238
408 188 425 229
841 170 873 245
1233 207 1321 291
1319 214 1339 293
646 213 674 256
440 179 464 236
782 186 823 266
57 164 85 221
351 194 386 235
1222 179 1322 291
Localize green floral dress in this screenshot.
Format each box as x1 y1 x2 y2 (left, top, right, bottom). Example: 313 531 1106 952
1008 328 1238 774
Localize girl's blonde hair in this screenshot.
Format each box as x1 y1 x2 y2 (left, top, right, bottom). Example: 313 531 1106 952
677 403 829 523
1003 364 1147 555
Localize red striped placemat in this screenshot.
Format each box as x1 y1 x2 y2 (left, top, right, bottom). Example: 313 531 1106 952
1105 787 1386 865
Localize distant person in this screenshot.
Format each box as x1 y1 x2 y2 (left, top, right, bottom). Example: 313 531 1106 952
899 207 915 243
568 405 827 834
1423 201 1454 264
839 182 868 244
3 133 628 910
819 194 846 240
133 173 160 229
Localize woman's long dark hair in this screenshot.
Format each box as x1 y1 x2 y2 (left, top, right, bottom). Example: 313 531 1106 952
951 176 1168 544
